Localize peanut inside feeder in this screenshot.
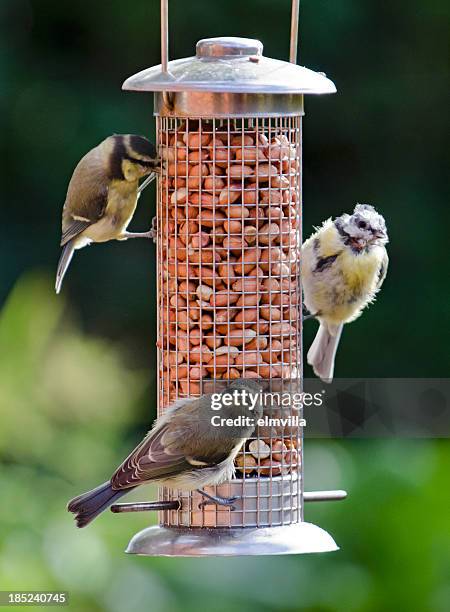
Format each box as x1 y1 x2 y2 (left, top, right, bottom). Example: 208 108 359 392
159 117 302 489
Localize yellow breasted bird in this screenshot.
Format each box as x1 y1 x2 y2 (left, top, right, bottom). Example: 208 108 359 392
301 204 389 382
55 134 159 293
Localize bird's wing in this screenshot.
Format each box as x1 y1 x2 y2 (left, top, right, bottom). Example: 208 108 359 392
60 187 108 246
60 152 109 246
61 219 93 246
110 425 191 489
376 249 389 291
110 410 231 490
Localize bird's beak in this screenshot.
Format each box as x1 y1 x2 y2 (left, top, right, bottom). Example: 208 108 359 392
349 237 365 251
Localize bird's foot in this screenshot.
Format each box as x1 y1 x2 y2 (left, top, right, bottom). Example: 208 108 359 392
122 216 157 242
302 304 320 321
197 489 241 510
150 216 157 243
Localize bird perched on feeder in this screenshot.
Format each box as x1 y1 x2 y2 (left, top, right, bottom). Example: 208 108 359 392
302 204 389 382
55 134 159 294
67 378 264 527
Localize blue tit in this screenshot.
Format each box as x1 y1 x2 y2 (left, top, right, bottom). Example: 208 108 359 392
55 134 159 294
301 204 389 382
67 379 264 527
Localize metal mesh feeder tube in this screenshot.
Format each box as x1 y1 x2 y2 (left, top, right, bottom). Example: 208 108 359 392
120 17 344 556
156 113 303 533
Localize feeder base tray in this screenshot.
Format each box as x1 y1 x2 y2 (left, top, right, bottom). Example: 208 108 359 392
125 522 338 557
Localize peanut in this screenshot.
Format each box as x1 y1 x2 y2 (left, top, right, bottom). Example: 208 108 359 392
204 176 225 192
196 284 213 302
183 132 211 149
223 219 242 234
188 149 210 163
236 293 261 307
244 225 258 245
271 440 288 462
227 164 254 179
246 335 268 351
234 351 261 367
170 188 188 205
235 454 257 474
210 290 240 308
191 231 210 248
259 222 280 245
252 163 278 182
232 277 259 293
190 345 213 364
228 205 250 219
230 134 254 147
219 183 241 205
224 328 257 347
249 439 271 460
235 147 267 163
235 247 260 274
187 163 209 190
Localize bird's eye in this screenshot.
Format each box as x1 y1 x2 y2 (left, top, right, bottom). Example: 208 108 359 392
357 220 367 229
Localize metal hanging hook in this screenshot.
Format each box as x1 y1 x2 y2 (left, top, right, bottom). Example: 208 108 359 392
160 0 174 109
154 0 301 109
289 0 300 64
159 0 300 74
161 0 169 74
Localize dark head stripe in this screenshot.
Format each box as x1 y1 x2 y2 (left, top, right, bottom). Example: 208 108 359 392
124 155 156 168
334 218 347 238
109 135 126 180
128 135 157 160
109 135 157 180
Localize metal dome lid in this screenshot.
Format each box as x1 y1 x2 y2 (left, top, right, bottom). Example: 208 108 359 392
122 37 336 95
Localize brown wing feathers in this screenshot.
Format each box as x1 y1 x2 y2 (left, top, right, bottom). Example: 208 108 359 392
60 144 110 244
109 399 232 491
110 424 191 489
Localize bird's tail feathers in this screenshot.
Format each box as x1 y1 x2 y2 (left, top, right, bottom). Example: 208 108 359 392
67 481 128 528
55 242 75 294
307 323 343 383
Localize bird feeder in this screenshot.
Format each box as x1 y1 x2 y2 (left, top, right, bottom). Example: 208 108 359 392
116 0 346 556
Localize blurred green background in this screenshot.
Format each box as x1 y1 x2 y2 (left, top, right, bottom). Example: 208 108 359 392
0 1 449 611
